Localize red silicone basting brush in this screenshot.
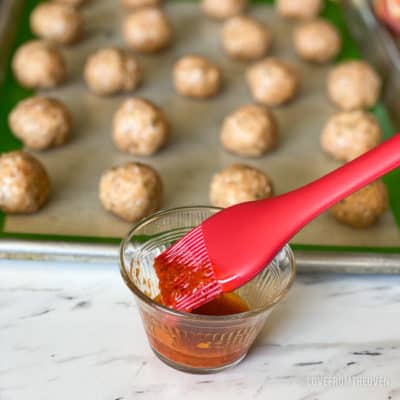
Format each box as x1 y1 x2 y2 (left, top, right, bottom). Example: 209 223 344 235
154 134 400 312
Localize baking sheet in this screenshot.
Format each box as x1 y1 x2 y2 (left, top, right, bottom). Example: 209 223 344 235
1 0 400 267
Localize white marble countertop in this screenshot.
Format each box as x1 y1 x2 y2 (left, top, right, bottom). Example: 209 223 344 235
1 260 400 400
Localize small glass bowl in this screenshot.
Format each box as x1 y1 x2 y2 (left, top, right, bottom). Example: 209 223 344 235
120 206 296 373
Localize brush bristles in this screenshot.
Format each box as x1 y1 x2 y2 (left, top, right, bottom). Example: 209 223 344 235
154 226 223 312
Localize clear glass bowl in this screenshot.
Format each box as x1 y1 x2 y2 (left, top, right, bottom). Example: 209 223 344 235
120 206 296 373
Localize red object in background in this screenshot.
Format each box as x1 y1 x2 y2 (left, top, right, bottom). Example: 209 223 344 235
375 0 400 34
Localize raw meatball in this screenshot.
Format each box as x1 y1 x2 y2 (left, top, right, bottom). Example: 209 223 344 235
210 164 274 208
0 151 51 213
122 7 173 53
293 19 341 63
330 181 388 228
113 98 169 156
30 2 83 45
246 57 299 106
277 0 323 19
327 60 381 110
121 0 163 9
222 16 272 61
321 110 382 162
12 40 66 89
221 104 278 157
99 162 163 222
84 47 141 95
174 55 222 99
202 0 248 20
54 0 88 8
9 97 72 151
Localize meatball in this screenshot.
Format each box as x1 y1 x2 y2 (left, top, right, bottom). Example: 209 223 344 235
330 181 388 228
54 0 88 8
0 151 50 213
321 110 382 162
122 7 173 53
221 104 278 157
9 97 72 151
277 0 323 19
327 60 382 110
174 55 222 99
210 164 273 208
293 19 341 63
202 0 248 20
121 0 163 9
113 98 169 156
222 16 272 61
12 40 66 89
99 162 163 222
84 47 141 95
30 2 83 45
246 57 299 106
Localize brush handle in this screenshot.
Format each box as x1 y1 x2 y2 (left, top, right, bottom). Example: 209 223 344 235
288 134 400 225
203 134 400 293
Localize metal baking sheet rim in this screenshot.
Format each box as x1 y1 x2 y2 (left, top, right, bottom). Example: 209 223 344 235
1 239 400 273
1 0 400 273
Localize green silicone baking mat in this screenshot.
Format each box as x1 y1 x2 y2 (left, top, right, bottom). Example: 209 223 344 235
1 0 400 263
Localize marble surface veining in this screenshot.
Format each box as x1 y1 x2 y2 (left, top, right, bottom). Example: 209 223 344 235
1 260 400 400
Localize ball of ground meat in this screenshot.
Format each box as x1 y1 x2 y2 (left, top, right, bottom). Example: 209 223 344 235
54 0 88 8
121 0 163 9
277 0 323 19
327 60 381 110
210 164 273 208
12 40 66 89
113 98 169 156
30 2 83 45
330 181 388 228
9 97 72 151
221 104 278 157
222 16 272 61
84 47 141 95
293 19 341 63
122 7 173 53
246 57 299 106
321 110 382 162
99 162 162 222
202 0 248 20
0 151 51 213
174 55 222 99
